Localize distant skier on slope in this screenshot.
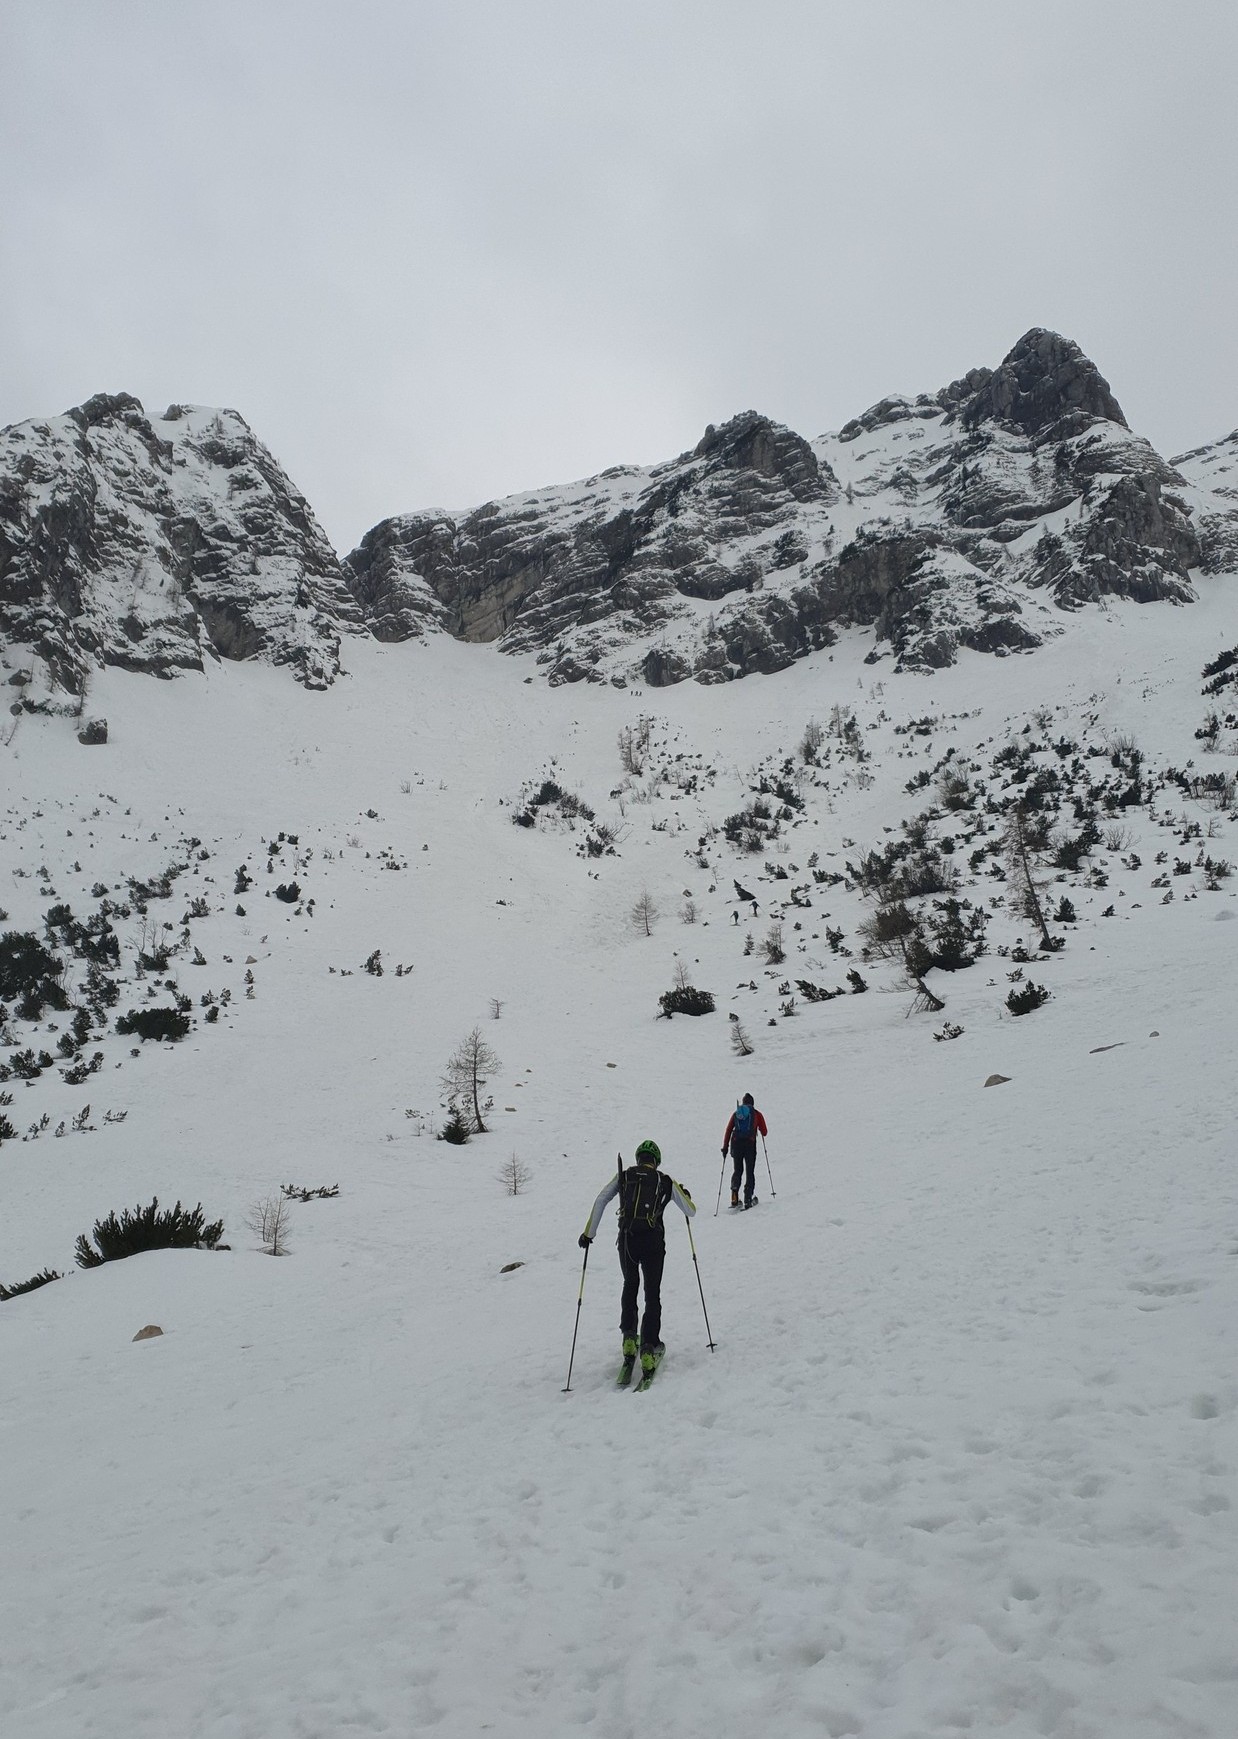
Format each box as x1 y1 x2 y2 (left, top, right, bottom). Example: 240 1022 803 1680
579 1141 695 1380
722 1092 768 1209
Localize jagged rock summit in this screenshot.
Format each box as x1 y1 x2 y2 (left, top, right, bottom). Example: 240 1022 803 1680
0 391 364 708
2 330 1234 704
346 327 1223 686
957 326 1129 439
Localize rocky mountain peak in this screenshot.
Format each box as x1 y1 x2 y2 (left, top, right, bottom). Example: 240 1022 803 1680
959 328 1128 440
340 323 1233 685
692 410 833 500
0 392 364 707
5 327 1236 704
70 390 148 431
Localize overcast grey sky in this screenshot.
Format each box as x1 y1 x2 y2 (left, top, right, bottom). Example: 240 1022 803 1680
3 1 1236 552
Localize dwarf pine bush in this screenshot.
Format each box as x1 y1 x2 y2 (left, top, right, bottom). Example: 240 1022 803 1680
116 1007 191 1042
75 1198 224 1268
0 1267 61 1301
1006 981 1051 1017
658 985 716 1017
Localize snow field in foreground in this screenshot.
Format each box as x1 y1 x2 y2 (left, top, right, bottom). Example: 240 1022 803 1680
2 616 1237 1739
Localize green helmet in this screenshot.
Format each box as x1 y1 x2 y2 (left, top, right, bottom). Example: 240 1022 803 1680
634 1139 662 1166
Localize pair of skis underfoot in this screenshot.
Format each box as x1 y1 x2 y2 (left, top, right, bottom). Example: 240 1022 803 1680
729 1198 759 1212
617 1346 665 1391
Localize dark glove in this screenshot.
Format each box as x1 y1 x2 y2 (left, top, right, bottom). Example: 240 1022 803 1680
721 1146 727 1156
578 1233 592 1249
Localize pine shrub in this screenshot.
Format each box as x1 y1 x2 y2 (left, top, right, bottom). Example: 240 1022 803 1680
658 985 716 1017
0 929 67 1019
438 1102 473 1145
926 898 988 971
0 1267 61 1300
75 1197 224 1268
1006 981 1051 1017
796 979 841 1003
116 1006 191 1042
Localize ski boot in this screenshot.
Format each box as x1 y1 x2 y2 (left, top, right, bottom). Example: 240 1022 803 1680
618 1335 638 1387
636 1342 666 1390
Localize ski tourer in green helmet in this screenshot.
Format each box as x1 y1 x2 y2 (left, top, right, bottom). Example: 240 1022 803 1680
578 1141 695 1374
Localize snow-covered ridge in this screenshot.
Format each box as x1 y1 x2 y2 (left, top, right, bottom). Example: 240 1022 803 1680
346 328 1234 686
0 392 364 709
3 331 1237 705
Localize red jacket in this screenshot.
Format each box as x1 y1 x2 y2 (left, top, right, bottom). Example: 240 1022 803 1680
723 1106 767 1147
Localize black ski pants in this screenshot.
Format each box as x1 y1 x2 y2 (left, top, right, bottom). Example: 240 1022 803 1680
730 1137 757 1202
618 1225 666 1349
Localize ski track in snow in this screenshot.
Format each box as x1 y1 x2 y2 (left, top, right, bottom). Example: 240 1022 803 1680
2 609 1237 1739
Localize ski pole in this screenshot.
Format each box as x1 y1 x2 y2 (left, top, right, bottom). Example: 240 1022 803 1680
562 1241 590 1393
713 1149 727 1216
686 1218 716 1351
761 1133 776 1199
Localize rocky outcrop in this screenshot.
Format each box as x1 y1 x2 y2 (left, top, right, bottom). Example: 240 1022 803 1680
1037 476 1199 608
958 328 1127 441
691 411 829 501
344 411 843 682
347 329 1225 683
0 393 364 702
344 516 454 641
7 330 1234 700
1172 431 1238 575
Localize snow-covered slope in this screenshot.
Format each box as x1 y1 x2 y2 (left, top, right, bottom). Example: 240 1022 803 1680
0 393 365 707
347 330 1236 685
3 594 1237 1737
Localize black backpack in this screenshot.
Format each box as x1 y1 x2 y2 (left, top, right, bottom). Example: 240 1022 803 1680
617 1161 672 1230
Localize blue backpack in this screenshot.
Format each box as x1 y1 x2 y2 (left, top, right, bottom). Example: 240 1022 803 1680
733 1102 754 1138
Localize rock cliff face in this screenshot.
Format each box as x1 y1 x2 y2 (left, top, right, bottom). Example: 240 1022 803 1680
1172 430 1238 576
0 393 363 705
344 408 841 684
4 332 1235 701
345 329 1229 684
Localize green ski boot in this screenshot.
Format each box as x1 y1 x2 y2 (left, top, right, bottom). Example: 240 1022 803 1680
618 1336 638 1387
636 1342 665 1391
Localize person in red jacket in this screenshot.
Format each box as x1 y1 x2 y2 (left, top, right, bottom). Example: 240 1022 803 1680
722 1093 767 1208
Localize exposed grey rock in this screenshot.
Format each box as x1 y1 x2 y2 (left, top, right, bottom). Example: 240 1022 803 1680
0 394 365 702
345 328 1222 684
958 328 1127 441
344 411 842 677
8 328 1234 699
691 410 829 501
838 395 942 443
344 515 453 641
642 646 693 687
1034 476 1199 608
1172 430 1238 575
